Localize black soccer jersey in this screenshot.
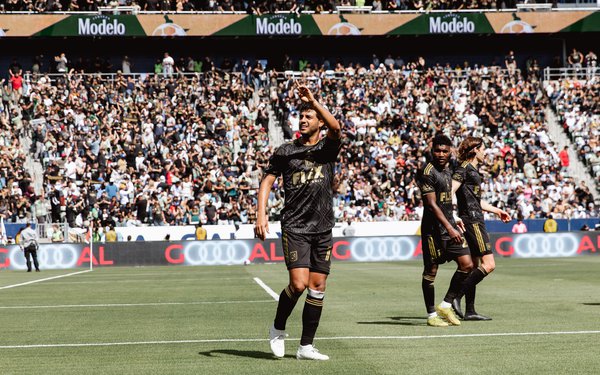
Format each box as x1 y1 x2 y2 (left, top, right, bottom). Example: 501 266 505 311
265 136 341 234
416 162 457 239
452 161 485 224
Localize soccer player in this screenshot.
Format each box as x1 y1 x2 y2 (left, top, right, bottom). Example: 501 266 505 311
416 134 472 327
451 136 511 320
255 82 341 360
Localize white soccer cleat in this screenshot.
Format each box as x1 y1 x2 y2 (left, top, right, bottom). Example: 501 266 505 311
269 325 287 358
296 344 330 360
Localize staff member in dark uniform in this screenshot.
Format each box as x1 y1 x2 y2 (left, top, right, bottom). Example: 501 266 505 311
20 223 40 272
255 82 341 361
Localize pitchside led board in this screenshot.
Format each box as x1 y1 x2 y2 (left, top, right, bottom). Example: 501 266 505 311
0 11 598 37
1 232 599 270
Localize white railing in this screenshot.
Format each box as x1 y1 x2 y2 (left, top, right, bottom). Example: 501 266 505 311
543 66 599 81
23 71 243 85
276 67 521 82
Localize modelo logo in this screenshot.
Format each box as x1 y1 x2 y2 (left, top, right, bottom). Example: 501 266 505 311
256 17 302 35
429 16 475 34
79 16 126 36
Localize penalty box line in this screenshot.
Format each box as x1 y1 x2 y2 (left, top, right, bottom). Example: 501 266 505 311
1 330 600 350
0 270 93 290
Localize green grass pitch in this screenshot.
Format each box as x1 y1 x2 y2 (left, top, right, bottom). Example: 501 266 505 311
1 257 599 374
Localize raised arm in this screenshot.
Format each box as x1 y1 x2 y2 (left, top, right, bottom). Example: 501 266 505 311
296 83 341 140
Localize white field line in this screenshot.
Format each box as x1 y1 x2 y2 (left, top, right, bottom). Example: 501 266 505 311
1 330 599 350
0 300 275 310
253 277 279 301
0 270 93 290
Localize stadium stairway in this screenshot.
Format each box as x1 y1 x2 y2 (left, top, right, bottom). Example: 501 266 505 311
544 107 600 201
20 128 44 196
263 84 284 149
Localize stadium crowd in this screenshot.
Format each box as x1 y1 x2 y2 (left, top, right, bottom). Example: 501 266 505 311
547 77 600 192
0 0 520 13
0 52 598 232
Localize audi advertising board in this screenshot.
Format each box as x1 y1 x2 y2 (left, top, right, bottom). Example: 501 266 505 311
1 232 598 270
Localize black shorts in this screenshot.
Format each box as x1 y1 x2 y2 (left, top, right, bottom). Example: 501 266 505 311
463 221 492 257
421 232 470 266
281 229 333 274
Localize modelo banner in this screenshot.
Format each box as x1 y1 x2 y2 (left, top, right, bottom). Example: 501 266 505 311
0 11 598 37
1 232 599 270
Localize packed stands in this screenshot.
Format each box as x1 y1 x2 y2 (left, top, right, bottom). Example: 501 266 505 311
0 54 598 229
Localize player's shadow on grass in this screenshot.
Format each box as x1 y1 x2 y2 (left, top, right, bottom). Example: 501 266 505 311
357 316 426 326
582 303 600 306
198 349 291 360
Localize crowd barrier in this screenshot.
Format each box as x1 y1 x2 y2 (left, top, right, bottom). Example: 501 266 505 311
3 219 600 243
1 232 598 270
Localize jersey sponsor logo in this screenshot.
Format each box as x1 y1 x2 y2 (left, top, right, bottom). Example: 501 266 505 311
439 191 452 204
291 166 325 186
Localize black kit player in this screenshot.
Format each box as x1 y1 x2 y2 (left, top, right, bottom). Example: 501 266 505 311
255 82 342 360
451 136 511 320
416 134 472 327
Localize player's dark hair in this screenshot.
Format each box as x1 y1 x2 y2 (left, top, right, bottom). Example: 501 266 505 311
432 134 453 148
458 136 484 161
297 102 322 120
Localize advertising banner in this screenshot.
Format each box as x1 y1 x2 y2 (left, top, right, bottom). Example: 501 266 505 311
0 231 598 270
0 11 598 37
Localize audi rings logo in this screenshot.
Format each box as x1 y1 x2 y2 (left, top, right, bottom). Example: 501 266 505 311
8 245 80 270
513 233 579 258
350 238 418 262
183 241 251 266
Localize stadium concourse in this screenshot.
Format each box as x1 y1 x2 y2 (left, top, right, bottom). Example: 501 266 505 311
0 56 598 237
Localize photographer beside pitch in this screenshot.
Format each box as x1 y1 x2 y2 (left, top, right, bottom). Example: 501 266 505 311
20 223 41 272
255 83 341 360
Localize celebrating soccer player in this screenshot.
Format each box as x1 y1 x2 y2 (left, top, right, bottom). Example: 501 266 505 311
451 136 511 320
416 134 472 327
255 82 342 360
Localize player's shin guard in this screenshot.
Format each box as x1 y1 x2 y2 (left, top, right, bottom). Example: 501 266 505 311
422 275 436 314
300 288 324 346
461 266 488 313
274 285 303 331
443 269 469 303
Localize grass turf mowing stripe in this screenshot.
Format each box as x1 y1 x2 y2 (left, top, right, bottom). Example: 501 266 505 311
0 300 274 309
0 270 92 290
1 330 599 349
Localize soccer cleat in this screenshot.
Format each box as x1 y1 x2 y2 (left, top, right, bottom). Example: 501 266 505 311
452 298 464 320
269 325 287 358
427 315 449 327
464 313 492 321
296 345 330 360
436 304 461 326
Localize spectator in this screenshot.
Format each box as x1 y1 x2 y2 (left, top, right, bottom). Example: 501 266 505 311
543 214 558 233
50 224 64 242
512 218 528 234
195 222 207 240
105 225 117 242
162 52 175 77
54 53 68 73
342 220 356 237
